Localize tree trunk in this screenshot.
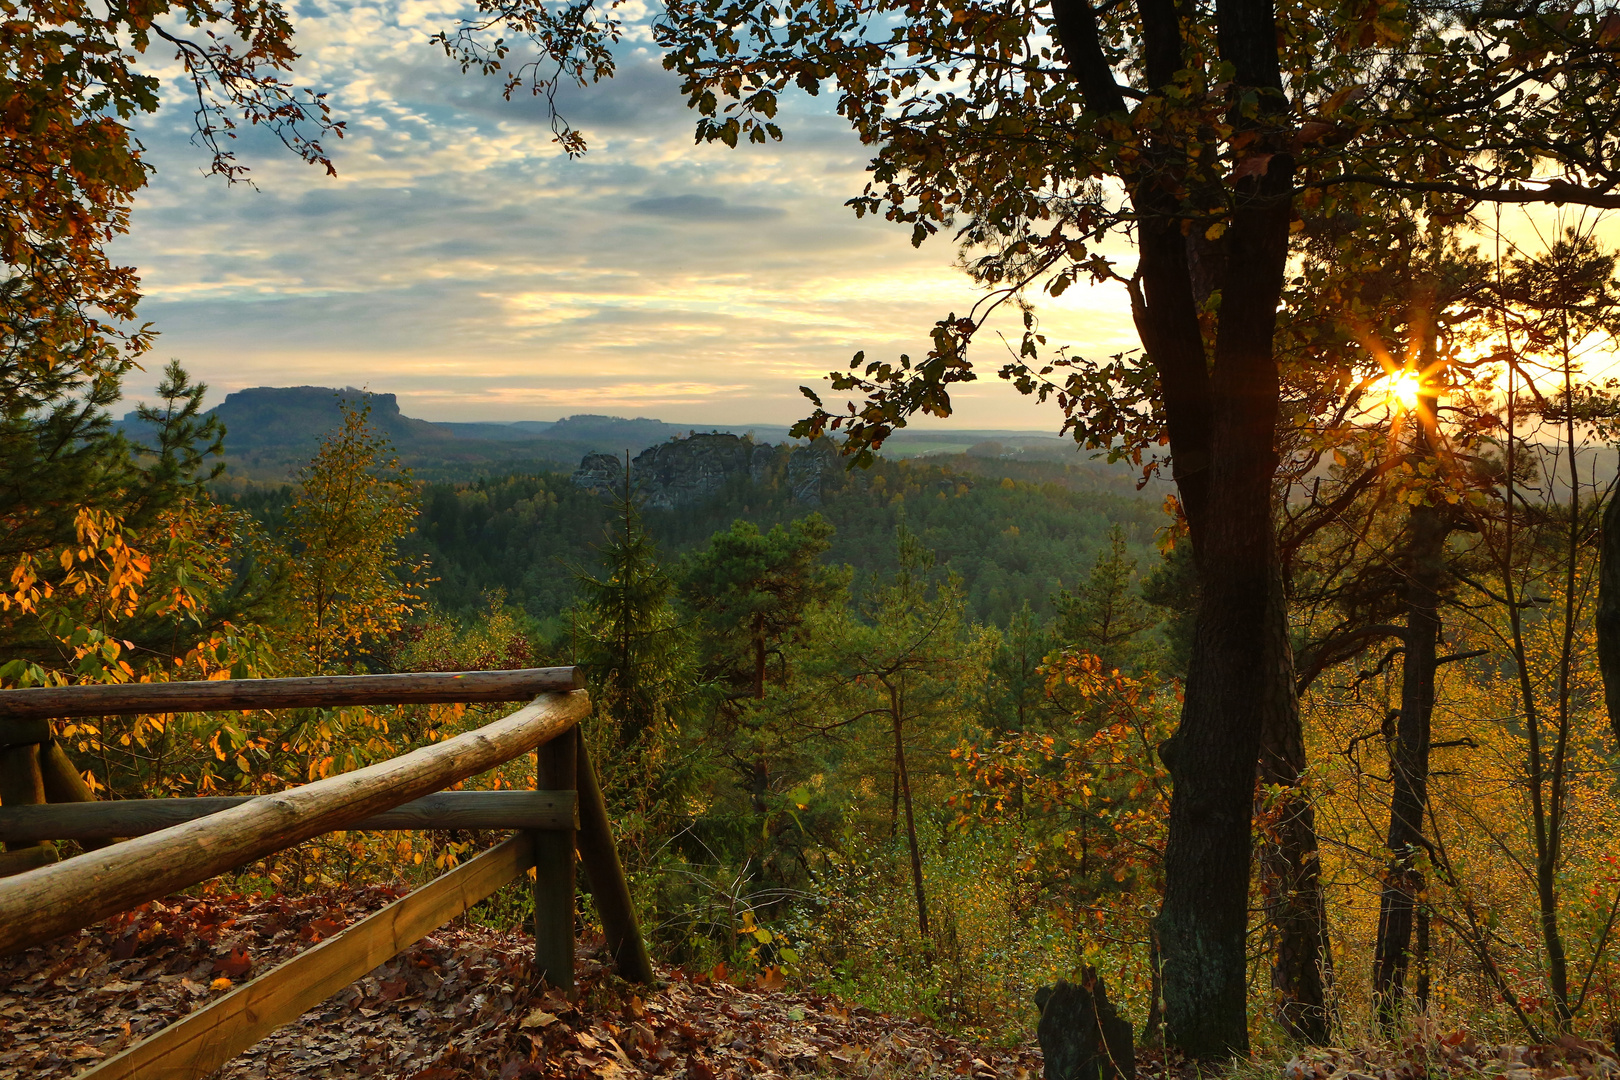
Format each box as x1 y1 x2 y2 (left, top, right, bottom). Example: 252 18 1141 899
889 684 929 939
752 611 767 700
1158 444 1276 1057
1598 480 1620 750
1143 929 1164 1045
1156 144 1293 1058
1050 0 1294 1055
1257 564 1331 1043
1372 495 1443 1025
750 758 769 816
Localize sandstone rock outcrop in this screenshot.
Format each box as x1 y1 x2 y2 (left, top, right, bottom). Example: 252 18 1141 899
571 432 833 509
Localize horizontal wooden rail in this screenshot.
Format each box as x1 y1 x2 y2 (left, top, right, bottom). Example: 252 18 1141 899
0 667 582 725
0 789 576 844
79 834 535 1080
0 690 589 956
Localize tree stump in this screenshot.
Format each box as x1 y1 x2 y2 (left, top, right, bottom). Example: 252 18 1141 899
1034 968 1134 1080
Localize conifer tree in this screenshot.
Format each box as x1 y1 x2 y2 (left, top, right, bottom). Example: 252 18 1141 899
681 514 845 701
0 351 240 672
574 461 691 753
1054 525 1161 675
980 600 1057 735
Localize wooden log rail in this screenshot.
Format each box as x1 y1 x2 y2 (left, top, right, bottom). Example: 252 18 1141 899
0 668 585 875
0 689 590 954
0 666 584 725
0 668 655 1080
0 789 576 844
82 835 540 1080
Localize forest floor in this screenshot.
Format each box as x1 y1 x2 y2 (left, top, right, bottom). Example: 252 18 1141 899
0 885 1046 1080
3 885 1618 1080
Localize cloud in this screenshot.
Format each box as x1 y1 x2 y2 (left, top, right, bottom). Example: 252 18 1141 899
111 1 1139 428
627 194 785 221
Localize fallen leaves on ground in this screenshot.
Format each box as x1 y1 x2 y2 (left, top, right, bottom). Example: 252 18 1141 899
0 886 1043 1080
10 886 1612 1080
1284 1031 1619 1080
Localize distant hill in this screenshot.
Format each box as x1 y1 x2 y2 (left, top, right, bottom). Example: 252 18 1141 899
202 386 452 449
122 383 1161 486
121 387 801 482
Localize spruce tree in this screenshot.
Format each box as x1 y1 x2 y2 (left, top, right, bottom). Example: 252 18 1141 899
574 461 691 752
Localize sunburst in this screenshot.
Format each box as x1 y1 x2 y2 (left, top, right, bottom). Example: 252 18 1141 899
1384 369 1425 411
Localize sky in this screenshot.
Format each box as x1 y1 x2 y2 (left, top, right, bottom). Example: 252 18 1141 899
114 0 1140 428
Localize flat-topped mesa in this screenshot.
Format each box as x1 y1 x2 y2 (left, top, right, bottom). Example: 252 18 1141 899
572 432 836 509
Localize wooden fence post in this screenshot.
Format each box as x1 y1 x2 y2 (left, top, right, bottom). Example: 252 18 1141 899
0 739 57 876
532 728 577 994
38 736 117 852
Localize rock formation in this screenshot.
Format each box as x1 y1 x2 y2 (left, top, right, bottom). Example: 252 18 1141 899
570 432 833 510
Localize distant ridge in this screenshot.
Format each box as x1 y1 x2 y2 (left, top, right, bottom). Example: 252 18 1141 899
120 383 1124 484
120 386 805 482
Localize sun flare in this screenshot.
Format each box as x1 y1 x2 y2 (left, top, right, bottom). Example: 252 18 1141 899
1385 369 1425 411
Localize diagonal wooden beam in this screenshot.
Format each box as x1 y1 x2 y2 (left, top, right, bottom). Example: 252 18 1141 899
576 736 655 984
77 834 535 1080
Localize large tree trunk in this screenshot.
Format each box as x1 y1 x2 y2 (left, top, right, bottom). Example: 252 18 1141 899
1050 0 1294 1056
1157 195 1291 1057
1157 398 1278 1057
1257 565 1331 1043
1596 480 1620 750
1371 494 1443 1024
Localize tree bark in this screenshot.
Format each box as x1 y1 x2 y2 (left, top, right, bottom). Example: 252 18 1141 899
1372 494 1443 1024
1050 0 1293 1054
1257 564 1331 1043
888 681 929 939
1156 120 1294 1061
1598 481 1620 750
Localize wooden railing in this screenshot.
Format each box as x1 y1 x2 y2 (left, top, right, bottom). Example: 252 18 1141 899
0 667 653 1080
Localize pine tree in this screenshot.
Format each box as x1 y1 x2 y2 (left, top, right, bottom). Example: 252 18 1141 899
980 600 1057 734
0 350 238 673
574 461 691 753
1054 525 1161 674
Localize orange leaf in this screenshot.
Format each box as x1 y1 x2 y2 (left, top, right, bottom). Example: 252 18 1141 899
1229 152 1275 181
213 947 252 978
